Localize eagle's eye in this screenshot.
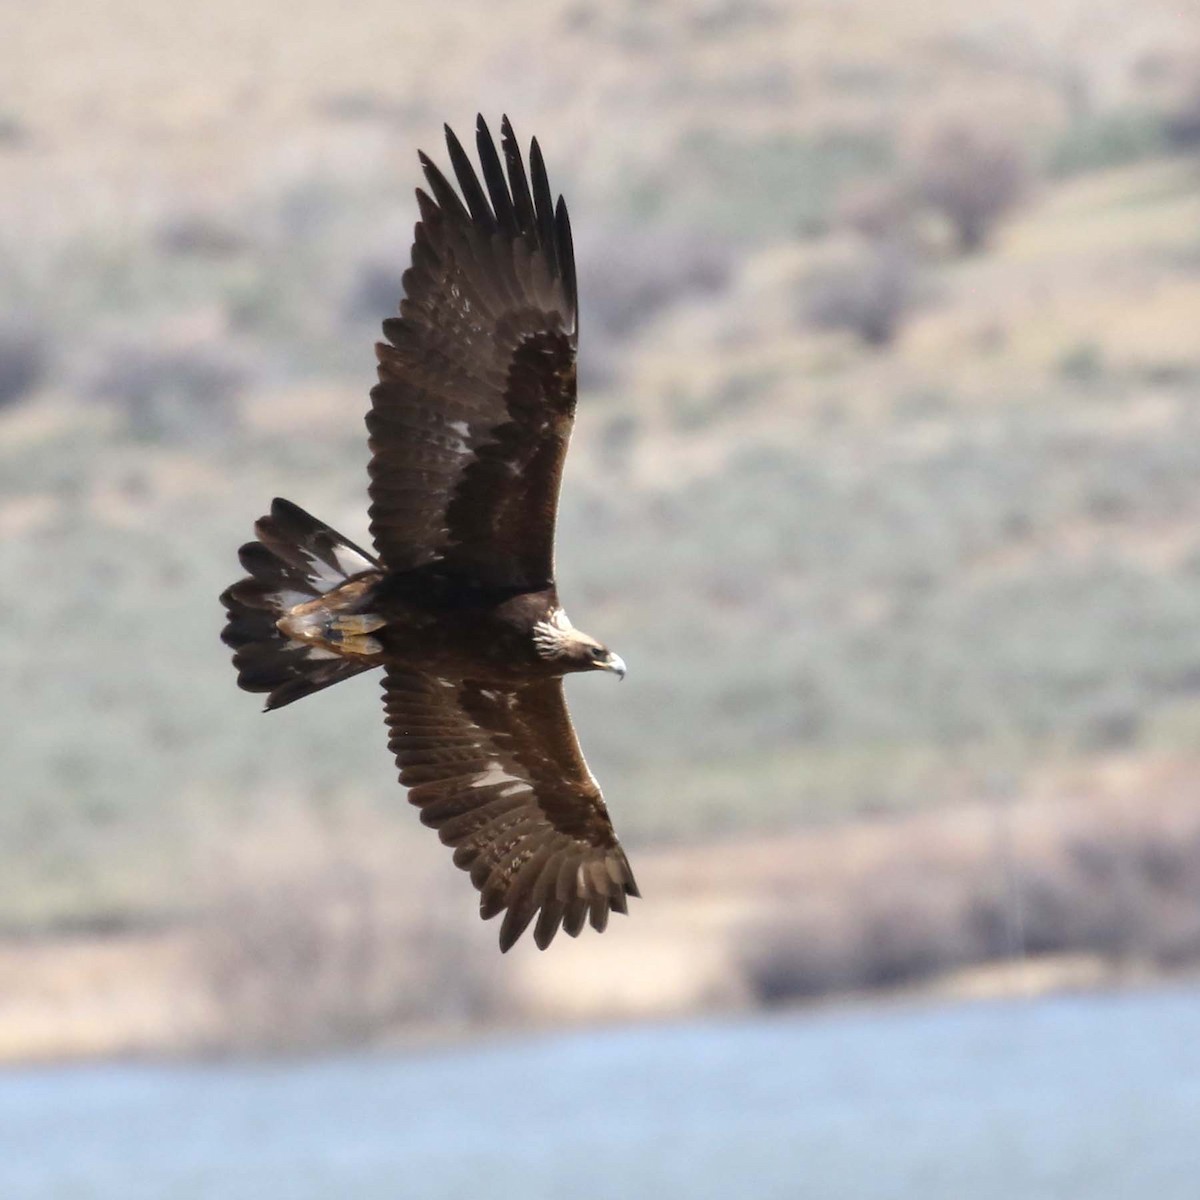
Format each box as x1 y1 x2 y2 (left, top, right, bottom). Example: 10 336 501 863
590 646 606 660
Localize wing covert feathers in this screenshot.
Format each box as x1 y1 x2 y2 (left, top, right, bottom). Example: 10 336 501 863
383 671 638 951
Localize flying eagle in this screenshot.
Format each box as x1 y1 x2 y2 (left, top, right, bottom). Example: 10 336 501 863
220 117 637 951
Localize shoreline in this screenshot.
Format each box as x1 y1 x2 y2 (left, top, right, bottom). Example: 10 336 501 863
5 788 1198 1067
0 926 1183 1068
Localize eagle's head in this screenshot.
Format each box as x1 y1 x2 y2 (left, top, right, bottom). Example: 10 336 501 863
533 609 626 679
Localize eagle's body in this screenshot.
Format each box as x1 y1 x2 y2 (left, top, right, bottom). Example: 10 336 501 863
281 562 579 684
220 117 637 952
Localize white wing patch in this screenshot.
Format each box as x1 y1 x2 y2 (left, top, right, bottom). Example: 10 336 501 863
296 543 375 591
267 541 376 618
333 543 375 576
302 646 342 662
448 419 471 449
277 589 313 611
472 760 526 797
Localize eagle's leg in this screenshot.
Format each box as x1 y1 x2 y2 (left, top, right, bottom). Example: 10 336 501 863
277 586 387 658
325 613 387 656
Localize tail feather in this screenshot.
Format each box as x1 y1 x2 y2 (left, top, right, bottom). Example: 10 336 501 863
221 498 383 711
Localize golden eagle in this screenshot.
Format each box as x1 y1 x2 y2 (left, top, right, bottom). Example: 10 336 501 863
221 117 637 951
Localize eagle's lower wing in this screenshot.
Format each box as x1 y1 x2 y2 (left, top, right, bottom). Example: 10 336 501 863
383 671 638 951
367 116 578 589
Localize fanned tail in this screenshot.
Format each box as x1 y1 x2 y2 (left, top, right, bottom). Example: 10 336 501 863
220 498 384 710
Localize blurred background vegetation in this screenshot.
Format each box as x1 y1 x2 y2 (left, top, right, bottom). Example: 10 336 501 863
5 0 1200 1055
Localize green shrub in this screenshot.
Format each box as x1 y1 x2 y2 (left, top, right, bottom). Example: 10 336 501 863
1050 108 1168 177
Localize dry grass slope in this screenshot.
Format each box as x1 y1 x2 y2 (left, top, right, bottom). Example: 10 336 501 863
4 0 1200 1055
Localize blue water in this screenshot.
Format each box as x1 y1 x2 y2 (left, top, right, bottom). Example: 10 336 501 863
3 986 1199 1200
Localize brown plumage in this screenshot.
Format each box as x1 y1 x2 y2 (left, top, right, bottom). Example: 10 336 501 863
220 117 637 951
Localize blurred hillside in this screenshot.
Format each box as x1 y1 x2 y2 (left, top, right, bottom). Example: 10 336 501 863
4 0 1200 1046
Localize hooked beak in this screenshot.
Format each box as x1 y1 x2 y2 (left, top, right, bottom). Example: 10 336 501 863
600 651 627 680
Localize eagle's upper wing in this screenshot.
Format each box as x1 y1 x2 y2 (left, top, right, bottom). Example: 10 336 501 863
366 116 578 589
383 671 638 951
